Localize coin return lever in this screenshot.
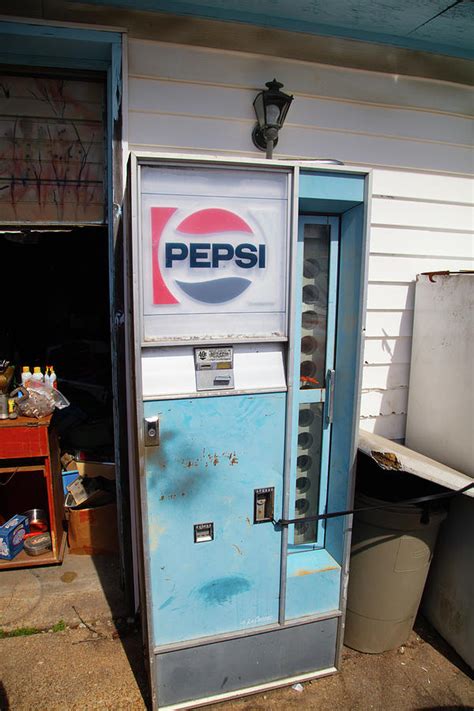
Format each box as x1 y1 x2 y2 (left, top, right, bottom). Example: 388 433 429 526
195 346 234 391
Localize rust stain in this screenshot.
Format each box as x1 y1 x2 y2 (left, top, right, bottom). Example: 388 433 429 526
213 455 219 466
182 458 198 468
232 544 243 556
422 270 450 283
229 452 239 465
371 450 401 470
295 565 339 577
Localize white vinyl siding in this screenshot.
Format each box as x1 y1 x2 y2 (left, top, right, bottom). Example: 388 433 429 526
127 38 474 440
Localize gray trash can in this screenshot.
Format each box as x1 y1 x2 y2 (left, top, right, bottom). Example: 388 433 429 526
344 458 447 654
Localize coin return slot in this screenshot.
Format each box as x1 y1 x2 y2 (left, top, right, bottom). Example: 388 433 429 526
214 376 231 386
194 522 214 543
194 346 234 391
254 487 275 524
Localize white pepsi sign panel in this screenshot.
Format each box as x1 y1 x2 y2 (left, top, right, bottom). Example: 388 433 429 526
140 165 289 341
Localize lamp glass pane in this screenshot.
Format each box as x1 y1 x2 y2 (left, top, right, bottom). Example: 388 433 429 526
266 103 280 126
253 92 265 127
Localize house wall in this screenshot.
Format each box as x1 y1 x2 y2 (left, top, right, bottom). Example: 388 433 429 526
126 38 474 440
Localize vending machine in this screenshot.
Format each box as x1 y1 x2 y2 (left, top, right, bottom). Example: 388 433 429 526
130 155 369 709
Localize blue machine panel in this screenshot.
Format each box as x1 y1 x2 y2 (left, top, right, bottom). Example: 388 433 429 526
144 393 286 647
285 549 341 620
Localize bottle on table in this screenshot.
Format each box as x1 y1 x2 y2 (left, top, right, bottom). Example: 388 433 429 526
32 366 44 383
46 366 57 389
21 366 32 386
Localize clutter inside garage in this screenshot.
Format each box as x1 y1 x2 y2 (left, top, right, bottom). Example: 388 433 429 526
0 226 118 569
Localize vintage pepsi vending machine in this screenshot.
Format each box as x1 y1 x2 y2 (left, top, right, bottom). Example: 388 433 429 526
130 154 369 709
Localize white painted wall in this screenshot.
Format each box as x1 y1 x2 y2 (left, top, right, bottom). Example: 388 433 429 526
127 38 474 440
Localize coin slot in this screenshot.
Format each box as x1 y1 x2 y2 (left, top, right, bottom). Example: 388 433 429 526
194 522 214 543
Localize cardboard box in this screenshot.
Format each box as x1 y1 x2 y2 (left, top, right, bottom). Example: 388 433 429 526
0 515 30 560
65 460 115 481
67 502 118 555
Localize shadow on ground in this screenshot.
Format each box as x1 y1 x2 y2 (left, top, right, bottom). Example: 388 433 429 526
414 614 473 680
85 552 152 710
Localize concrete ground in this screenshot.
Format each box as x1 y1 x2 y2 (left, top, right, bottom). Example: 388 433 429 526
0 553 472 710
0 550 128 631
1 619 472 710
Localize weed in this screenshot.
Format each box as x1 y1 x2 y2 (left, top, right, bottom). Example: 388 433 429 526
0 626 40 638
0 619 66 638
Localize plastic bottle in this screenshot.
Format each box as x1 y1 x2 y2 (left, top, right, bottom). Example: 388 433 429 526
32 366 44 383
21 366 32 385
48 365 57 389
8 398 17 419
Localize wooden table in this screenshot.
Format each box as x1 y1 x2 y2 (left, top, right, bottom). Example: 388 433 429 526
0 415 66 569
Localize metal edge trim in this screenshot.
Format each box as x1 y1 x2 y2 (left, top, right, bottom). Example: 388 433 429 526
142 387 287 401
278 165 299 625
131 155 159 709
335 169 373 670
159 667 338 711
153 609 342 655
141 336 289 347
131 150 370 175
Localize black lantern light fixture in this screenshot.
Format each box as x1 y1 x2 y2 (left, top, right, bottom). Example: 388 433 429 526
252 79 293 159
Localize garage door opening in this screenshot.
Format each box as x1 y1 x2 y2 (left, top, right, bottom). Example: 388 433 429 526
0 63 129 624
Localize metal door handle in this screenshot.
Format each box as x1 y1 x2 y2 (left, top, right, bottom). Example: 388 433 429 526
326 369 335 424
144 416 160 446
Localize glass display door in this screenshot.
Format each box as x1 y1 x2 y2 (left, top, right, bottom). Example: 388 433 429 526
289 216 340 551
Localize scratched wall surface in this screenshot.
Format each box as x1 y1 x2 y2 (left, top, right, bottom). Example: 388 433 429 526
0 73 105 224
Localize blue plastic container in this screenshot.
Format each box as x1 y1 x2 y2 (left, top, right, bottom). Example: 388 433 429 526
0 514 30 560
62 469 80 496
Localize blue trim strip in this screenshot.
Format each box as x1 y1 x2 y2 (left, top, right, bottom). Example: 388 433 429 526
299 173 365 205
0 21 121 44
298 389 325 405
0 53 110 71
60 1 474 60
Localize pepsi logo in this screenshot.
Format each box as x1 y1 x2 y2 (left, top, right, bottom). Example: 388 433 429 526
151 207 267 305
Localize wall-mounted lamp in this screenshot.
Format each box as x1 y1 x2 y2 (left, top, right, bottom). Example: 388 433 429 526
252 79 293 159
